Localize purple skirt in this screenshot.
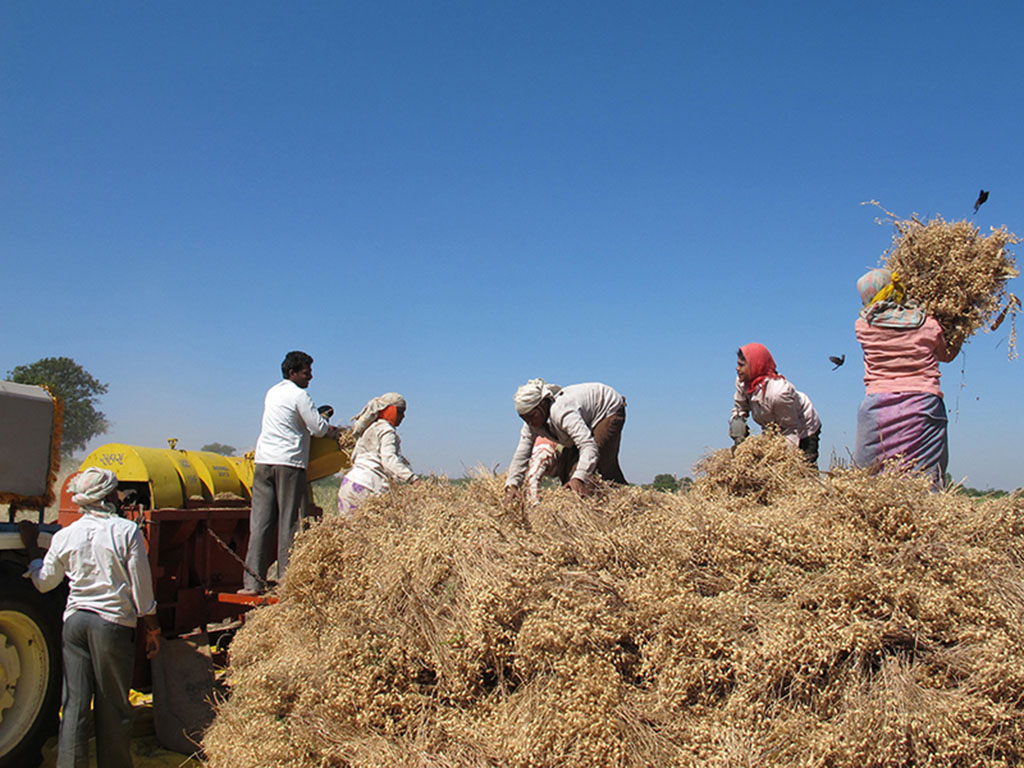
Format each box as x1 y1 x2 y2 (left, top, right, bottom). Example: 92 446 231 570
854 392 948 488
337 475 371 516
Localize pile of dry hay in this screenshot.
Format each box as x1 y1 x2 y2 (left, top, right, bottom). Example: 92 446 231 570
866 201 1021 355
204 435 1024 767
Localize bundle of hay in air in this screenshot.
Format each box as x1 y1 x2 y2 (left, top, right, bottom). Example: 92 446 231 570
866 201 1021 355
203 434 1024 767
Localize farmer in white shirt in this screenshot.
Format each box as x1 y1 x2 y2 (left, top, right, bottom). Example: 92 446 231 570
20 466 160 768
242 350 340 594
504 379 627 500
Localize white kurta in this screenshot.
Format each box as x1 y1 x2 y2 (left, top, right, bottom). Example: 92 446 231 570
344 420 416 494
27 512 157 627
730 376 820 447
254 379 331 468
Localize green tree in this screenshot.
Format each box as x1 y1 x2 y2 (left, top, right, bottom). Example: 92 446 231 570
201 442 237 456
651 473 680 492
7 357 109 456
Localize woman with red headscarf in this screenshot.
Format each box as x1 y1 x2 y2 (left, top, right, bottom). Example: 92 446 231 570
729 342 822 467
337 392 417 516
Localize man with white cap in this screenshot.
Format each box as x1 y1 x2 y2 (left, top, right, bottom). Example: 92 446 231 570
504 379 627 500
20 466 160 768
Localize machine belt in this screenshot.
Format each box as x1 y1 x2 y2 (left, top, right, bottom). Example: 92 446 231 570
204 525 270 592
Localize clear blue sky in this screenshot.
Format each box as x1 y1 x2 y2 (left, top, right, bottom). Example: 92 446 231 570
4 2 1022 490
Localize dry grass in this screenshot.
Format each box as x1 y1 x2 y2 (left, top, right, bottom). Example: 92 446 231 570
336 430 357 452
865 201 1021 355
204 434 1024 767
692 427 816 505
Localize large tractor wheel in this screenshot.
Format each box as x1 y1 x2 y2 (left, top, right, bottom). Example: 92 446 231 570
0 575 61 768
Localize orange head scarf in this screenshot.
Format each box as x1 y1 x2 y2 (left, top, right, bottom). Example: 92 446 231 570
378 404 401 426
739 342 784 395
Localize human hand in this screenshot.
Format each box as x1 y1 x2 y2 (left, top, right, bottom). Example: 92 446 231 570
728 416 749 443
567 477 588 497
143 617 161 659
503 486 521 504
145 631 161 659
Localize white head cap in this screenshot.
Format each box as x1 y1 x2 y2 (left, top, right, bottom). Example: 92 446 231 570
351 392 407 437
71 467 119 513
513 378 561 415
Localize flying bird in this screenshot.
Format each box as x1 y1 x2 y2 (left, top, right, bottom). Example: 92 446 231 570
829 354 845 370
974 189 989 214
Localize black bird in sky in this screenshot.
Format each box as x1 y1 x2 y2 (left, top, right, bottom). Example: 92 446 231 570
974 189 989 214
829 354 845 370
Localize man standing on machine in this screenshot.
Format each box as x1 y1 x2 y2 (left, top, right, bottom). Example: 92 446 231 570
241 350 341 595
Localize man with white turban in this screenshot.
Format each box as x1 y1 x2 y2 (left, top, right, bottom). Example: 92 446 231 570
337 392 418 516
20 466 160 768
505 379 627 500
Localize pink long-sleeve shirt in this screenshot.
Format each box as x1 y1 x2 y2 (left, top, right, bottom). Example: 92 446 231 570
855 316 957 396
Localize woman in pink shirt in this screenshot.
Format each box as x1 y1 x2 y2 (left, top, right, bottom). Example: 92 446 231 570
853 269 961 487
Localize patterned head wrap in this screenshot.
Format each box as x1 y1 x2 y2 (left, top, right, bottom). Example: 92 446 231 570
513 378 562 416
525 436 560 505
857 268 925 329
739 343 784 395
858 268 901 306
71 466 119 514
351 393 407 438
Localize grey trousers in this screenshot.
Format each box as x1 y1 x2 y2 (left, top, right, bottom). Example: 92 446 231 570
244 463 310 591
59 610 135 768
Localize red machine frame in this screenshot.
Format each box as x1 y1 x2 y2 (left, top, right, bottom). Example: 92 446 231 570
58 483 276 642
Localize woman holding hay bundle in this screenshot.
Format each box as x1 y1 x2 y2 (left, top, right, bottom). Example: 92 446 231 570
866 203 1020 356
853 268 961 488
337 392 417 516
730 342 822 467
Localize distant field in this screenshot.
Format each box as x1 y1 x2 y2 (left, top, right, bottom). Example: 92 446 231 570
311 475 341 513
